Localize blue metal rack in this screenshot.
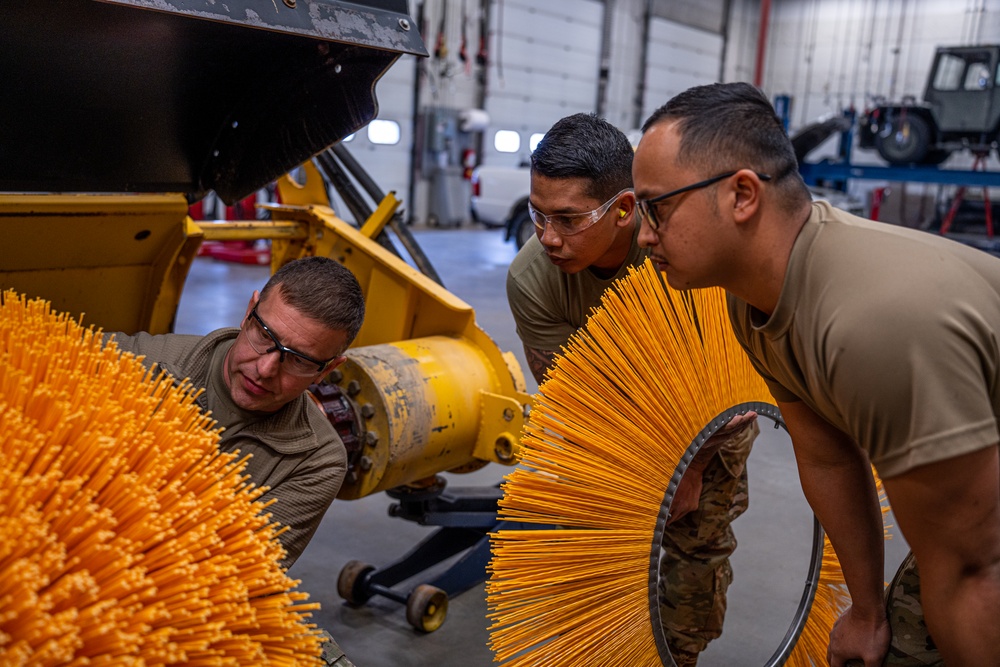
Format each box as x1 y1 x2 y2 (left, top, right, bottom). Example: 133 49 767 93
799 159 1000 189
796 111 1000 254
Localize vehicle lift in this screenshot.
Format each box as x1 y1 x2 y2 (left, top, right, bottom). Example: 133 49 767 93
797 110 1000 254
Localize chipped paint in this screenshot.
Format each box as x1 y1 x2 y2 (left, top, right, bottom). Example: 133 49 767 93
334 336 508 499
102 0 427 55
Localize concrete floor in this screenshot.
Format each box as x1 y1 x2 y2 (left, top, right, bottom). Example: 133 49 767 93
174 225 909 667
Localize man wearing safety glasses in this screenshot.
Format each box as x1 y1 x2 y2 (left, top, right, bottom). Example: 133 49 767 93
506 112 641 387
634 81 1000 667
506 112 757 667
106 256 365 569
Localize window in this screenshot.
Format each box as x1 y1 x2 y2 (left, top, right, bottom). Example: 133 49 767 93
494 130 521 153
933 53 994 91
367 120 400 145
964 62 991 90
933 54 964 91
529 133 545 152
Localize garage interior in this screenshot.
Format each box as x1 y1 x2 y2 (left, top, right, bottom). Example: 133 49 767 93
173 234 912 667
2 0 998 665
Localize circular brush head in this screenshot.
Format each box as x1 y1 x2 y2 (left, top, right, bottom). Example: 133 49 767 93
486 261 873 666
0 291 322 665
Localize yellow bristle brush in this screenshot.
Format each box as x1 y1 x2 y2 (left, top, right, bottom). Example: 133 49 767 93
0 290 322 665
486 260 890 666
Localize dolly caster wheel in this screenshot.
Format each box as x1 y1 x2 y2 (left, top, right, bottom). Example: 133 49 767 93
406 584 448 632
337 560 375 605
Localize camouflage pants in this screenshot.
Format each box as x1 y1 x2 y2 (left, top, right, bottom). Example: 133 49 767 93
318 630 357 667
884 551 942 666
659 420 758 666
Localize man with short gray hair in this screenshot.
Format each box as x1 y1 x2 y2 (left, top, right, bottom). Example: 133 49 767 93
108 255 365 568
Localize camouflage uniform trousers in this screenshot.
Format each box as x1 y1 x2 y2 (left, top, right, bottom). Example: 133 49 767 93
659 420 759 667
318 629 357 667
884 551 942 666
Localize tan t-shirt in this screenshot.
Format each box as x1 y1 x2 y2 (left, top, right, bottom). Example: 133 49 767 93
506 224 649 351
729 201 1000 478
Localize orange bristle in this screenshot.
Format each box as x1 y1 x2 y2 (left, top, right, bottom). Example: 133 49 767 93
487 260 889 666
0 290 322 665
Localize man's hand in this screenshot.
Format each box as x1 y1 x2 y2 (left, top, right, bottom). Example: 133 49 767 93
667 412 757 526
827 605 891 667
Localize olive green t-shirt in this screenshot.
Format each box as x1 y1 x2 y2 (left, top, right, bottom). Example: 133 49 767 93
106 328 347 567
729 201 1000 478
506 223 649 351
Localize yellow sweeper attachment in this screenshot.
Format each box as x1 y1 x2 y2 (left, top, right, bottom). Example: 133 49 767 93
486 261 890 666
0 290 322 665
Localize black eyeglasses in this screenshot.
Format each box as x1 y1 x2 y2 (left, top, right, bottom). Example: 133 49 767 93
243 307 337 376
636 171 772 230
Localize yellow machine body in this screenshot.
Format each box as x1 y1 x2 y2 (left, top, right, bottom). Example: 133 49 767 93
0 161 532 497
334 336 522 499
1 0 519 633
268 162 532 495
0 194 203 335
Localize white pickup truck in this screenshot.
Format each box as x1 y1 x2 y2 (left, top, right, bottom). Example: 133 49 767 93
469 164 534 248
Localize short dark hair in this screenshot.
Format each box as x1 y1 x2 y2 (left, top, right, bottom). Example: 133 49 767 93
531 113 634 202
643 83 810 206
259 256 365 352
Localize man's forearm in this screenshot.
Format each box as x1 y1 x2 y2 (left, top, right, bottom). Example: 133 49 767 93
780 401 885 617
797 450 885 614
523 345 558 386
882 445 1000 665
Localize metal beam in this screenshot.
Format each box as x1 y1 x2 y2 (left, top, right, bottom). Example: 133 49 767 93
800 160 1000 188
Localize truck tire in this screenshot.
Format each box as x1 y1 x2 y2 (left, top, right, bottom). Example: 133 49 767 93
876 114 931 164
512 208 535 250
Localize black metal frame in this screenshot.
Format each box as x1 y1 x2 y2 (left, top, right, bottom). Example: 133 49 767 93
342 481 542 607
649 402 826 667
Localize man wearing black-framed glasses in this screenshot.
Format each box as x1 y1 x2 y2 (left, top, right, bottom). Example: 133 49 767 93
106 256 365 569
635 81 1000 667
506 112 757 667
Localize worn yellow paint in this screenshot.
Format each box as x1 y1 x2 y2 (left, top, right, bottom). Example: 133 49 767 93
264 189 533 488
336 335 519 499
1 164 532 498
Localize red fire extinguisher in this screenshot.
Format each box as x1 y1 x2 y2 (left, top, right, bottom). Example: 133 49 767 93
462 148 477 180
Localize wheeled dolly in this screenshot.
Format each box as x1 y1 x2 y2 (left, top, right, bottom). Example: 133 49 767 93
336 477 531 632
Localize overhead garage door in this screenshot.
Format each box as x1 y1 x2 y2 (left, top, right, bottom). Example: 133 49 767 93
641 18 723 126
482 0 605 167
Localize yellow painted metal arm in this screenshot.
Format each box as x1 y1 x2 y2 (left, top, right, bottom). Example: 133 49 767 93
195 220 308 241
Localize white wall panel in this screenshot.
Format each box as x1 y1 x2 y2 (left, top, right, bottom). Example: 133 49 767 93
603 0 646 131
642 19 723 124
